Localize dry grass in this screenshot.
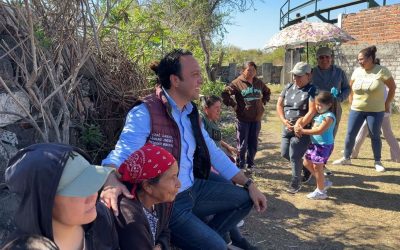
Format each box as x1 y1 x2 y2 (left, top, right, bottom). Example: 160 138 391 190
239 88 400 249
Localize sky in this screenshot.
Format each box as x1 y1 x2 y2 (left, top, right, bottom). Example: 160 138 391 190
223 0 400 50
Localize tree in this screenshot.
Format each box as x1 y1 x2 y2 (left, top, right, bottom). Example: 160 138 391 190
98 0 256 81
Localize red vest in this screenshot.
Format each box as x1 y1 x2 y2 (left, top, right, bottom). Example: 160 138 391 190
136 88 211 179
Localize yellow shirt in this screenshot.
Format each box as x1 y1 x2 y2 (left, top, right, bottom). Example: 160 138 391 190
350 65 392 112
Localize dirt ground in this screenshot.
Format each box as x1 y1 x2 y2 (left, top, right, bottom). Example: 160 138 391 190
1 91 399 249
237 95 400 250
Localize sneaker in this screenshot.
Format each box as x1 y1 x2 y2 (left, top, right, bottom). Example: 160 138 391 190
324 166 334 176
286 179 301 194
332 157 351 165
302 168 312 183
324 179 333 191
236 220 245 228
232 238 259 250
374 161 385 172
306 189 328 200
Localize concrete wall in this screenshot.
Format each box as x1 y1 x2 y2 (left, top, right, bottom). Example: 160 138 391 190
335 43 400 109
215 63 283 84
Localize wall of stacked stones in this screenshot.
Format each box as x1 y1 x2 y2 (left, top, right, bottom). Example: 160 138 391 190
215 63 283 84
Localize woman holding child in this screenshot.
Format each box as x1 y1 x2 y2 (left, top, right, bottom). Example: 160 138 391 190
276 62 317 194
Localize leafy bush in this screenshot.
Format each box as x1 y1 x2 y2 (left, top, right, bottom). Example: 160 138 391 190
200 80 226 97
79 124 104 149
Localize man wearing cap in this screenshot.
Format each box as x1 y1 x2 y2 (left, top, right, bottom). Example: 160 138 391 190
308 47 350 178
277 62 317 194
312 46 350 136
3 143 120 250
102 49 267 249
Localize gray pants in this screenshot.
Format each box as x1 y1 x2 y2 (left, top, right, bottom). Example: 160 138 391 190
280 127 311 181
333 102 342 137
236 120 261 168
352 114 400 162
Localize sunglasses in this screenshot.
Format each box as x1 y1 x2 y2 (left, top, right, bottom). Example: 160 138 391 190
318 55 331 60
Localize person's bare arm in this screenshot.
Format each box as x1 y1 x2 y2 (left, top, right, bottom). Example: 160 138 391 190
297 99 317 127
384 77 396 113
276 96 293 131
101 166 134 216
220 140 238 155
298 117 334 136
348 79 354 104
231 172 267 213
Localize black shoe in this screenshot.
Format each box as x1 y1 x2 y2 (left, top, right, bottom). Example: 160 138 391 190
324 166 334 176
222 232 232 245
232 238 259 250
302 168 312 183
286 179 301 194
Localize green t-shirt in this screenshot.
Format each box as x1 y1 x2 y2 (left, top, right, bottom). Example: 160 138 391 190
200 113 222 148
351 65 392 112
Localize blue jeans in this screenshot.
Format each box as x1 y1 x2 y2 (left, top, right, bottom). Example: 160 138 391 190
169 177 253 250
280 128 311 182
344 110 384 161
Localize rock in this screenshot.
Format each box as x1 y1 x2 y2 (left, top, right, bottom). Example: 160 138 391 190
0 90 30 127
0 48 15 89
0 140 18 183
0 185 18 246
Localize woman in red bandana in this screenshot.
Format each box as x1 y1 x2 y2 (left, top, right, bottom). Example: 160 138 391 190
114 143 181 250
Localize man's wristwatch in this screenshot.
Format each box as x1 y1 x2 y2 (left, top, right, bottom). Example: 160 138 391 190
243 178 253 190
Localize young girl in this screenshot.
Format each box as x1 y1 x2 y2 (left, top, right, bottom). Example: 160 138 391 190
296 91 336 200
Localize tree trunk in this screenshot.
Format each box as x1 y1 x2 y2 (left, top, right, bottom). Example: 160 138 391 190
198 28 214 81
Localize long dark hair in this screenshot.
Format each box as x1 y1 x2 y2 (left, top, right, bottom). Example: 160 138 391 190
315 91 336 115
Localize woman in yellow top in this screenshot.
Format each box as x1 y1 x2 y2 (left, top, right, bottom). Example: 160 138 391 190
332 46 396 172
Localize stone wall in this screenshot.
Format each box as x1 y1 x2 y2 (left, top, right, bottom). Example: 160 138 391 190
215 63 283 84
337 4 400 109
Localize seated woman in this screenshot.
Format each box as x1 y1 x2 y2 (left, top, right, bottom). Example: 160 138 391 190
3 143 119 250
200 95 238 160
114 143 180 250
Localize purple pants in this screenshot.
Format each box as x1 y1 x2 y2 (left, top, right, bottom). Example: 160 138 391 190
236 120 261 168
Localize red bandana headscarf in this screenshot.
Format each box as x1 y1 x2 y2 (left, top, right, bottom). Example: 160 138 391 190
118 143 176 196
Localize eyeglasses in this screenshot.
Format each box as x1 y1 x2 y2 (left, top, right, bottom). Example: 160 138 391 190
318 55 331 60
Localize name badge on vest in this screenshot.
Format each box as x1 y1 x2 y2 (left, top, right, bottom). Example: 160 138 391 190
148 133 174 149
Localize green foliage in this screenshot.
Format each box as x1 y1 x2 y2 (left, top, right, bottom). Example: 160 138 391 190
98 0 256 76
200 80 226 97
34 25 52 49
221 123 236 140
222 46 285 66
79 124 104 148
268 83 284 94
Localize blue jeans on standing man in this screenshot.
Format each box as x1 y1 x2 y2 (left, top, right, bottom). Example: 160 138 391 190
344 110 384 161
169 177 253 250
